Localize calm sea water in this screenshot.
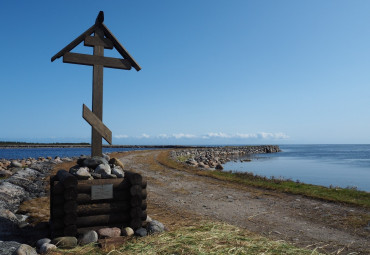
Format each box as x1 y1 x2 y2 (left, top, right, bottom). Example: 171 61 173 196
0 147 150 160
223 144 370 192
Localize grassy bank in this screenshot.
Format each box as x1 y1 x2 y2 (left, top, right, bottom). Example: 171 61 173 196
50 221 321 255
157 151 370 209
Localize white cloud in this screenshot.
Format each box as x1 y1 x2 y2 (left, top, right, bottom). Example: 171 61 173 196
206 132 231 138
114 134 129 139
158 134 169 138
139 133 150 139
172 133 197 139
113 132 289 140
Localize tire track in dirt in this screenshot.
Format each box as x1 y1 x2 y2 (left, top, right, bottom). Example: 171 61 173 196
119 150 370 254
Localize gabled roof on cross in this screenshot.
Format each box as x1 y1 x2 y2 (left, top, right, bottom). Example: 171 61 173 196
51 11 141 71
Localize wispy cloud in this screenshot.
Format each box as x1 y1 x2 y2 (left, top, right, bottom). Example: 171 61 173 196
114 134 129 139
114 132 289 140
139 133 150 139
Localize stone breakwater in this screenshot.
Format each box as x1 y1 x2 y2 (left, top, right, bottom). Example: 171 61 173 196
171 145 281 170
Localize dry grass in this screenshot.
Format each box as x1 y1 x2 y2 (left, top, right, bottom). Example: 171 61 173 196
49 221 321 255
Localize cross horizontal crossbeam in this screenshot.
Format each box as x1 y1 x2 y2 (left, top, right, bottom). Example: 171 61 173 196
63 52 132 70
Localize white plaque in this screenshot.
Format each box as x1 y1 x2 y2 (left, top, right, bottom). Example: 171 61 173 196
91 184 113 200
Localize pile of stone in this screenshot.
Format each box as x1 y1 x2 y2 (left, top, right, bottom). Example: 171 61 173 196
0 156 74 179
9 216 166 254
68 154 125 180
172 145 281 170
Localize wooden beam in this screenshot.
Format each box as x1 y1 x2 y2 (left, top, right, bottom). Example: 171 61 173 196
83 104 112 145
51 24 96 62
84 36 114 49
63 52 132 70
101 23 141 71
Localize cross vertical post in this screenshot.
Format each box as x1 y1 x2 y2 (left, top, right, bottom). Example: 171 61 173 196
51 11 141 158
92 27 104 157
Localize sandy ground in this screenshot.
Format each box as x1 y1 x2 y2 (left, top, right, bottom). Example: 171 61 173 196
118 150 370 254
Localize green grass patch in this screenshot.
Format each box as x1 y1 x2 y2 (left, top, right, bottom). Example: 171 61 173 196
50 221 321 255
158 151 370 209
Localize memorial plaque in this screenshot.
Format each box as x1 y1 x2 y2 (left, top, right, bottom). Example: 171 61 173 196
91 184 113 200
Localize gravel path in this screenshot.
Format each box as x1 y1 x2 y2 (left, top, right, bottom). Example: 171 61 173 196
119 150 370 254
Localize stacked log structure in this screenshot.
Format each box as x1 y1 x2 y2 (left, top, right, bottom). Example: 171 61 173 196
50 170 147 238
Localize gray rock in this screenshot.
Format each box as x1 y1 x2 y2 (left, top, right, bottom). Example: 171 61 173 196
91 173 102 179
76 167 92 180
0 169 12 178
10 161 22 168
13 244 37 255
112 166 124 178
7 168 42 195
51 236 77 249
0 182 28 211
77 157 88 166
109 158 125 169
134 227 147 237
94 164 111 176
121 227 134 236
102 153 110 162
79 230 98 245
0 241 21 255
198 162 206 168
39 243 56 254
36 238 50 251
146 220 165 234
83 157 108 169
215 164 223 170
103 173 117 179
97 227 121 238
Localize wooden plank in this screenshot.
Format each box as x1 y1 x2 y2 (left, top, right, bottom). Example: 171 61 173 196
125 171 142 185
64 200 77 214
64 225 77 237
51 24 96 62
83 104 112 145
77 178 130 193
77 191 130 204
101 23 141 71
64 213 77 225
76 213 130 228
77 202 130 216
64 188 78 200
84 36 114 49
63 52 132 70
130 185 142 196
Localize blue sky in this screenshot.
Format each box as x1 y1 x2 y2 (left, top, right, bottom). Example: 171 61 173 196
1 0 370 145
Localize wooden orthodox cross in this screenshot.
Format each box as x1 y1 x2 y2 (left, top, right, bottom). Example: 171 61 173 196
51 11 141 157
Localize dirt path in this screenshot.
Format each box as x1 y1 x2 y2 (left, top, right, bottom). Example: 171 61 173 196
118 150 370 254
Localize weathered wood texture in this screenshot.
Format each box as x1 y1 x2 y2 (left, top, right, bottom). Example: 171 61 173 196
82 104 112 144
84 36 114 49
50 170 147 238
63 52 131 70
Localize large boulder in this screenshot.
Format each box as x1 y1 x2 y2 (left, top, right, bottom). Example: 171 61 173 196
13 244 37 255
109 158 124 169
51 236 77 249
0 241 21 255
79 230 98 246
0 182 28 211
83 157 108 169
94 164 111 176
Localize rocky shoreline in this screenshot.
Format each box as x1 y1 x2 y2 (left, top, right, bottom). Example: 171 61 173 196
171 145 281 170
